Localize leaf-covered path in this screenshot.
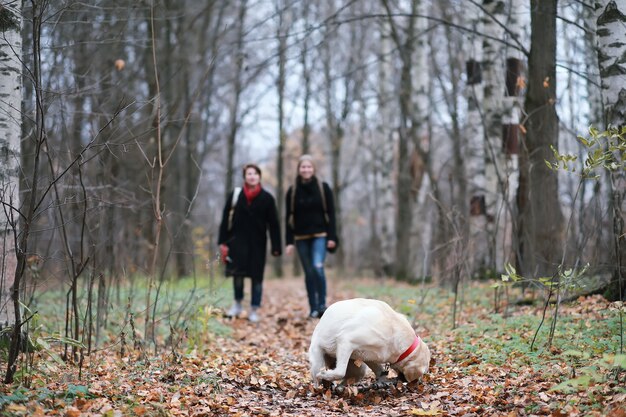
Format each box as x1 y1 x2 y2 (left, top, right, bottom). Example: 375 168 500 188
158 278 623 416
202 277 439 416
1 277 624 416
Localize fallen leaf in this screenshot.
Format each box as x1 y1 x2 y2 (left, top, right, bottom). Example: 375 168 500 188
410 408 442 416
5 404 28 413
65 408 81 417
323 389 332 400
133 405 147 416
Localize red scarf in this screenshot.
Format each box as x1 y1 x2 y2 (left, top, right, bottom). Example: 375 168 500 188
243 183 262 205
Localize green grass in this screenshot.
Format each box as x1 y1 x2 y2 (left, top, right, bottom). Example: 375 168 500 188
26 273 234 350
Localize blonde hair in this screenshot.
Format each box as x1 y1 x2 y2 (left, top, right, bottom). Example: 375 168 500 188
297 154 316 174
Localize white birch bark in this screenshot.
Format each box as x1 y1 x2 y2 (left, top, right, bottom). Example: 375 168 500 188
595 0 626 126
466 5 488 275
583 1 611 263
484 0 527 271
376 24 396 276
410 0 432 278
594 0 626 298
584 3 604 125
481 0 506 272
0 1 23 326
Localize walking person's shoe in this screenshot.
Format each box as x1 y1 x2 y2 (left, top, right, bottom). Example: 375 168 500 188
227 301 243 318
309 310 320 319
248 307 260 323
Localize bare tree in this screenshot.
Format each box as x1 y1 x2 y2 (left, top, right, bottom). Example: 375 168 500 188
224 0 249 198
274 0 292 277
517 0 564 279
426 1 467 286
0 0 22 330
381 0 420 280
318 0 368 269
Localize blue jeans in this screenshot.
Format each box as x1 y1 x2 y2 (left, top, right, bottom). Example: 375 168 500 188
295 237 327 313
233 276 263 307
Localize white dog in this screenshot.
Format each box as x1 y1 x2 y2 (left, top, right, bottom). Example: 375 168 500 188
309 298 431 385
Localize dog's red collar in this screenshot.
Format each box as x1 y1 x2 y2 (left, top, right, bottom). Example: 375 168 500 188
394 335 420 364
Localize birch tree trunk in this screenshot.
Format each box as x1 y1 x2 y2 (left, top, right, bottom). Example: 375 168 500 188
517 0 564 278
466 5 488 276
410 0 432 279
0 1 23 327
596 0 626 126
373 25 396 277
595 0 626 300
481 0 527 274
583 1 611 276
501 0 527 270
584 3 603 126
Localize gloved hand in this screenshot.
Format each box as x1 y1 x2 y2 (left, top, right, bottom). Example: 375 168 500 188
219 244 229 263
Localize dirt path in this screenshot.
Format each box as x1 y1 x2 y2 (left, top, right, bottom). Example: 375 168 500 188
206 278 441 417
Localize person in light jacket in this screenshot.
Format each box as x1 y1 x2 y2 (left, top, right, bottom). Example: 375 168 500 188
218 163 281 323
285 154 338 319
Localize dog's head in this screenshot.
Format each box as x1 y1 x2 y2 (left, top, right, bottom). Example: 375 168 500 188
394 339 431 382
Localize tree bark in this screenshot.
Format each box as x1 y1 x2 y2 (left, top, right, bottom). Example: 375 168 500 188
225 0 248 199
466 5 488 277
517 0 564 279
595 0 626 300
0 0 23 329
274 0 289 278
382 0 418 281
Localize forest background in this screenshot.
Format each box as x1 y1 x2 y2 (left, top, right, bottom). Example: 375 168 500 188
0 0 625 403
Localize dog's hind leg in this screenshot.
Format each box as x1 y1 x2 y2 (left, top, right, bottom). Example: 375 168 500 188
309 344 326 385
317 343 353 382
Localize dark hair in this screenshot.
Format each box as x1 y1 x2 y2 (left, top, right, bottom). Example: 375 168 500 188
242 163 262 178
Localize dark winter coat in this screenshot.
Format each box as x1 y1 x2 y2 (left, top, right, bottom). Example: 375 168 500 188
218 188 281 281
285 176 337 247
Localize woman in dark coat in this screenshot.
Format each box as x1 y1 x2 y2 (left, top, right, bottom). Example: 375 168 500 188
218 163 281 323
285 154 337 318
